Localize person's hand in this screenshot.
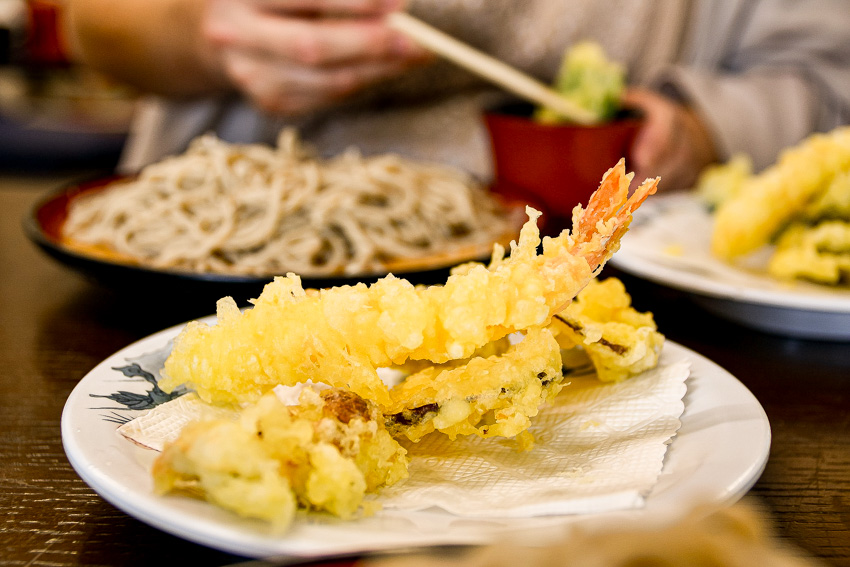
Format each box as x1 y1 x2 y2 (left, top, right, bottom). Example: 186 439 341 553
200 0 432 115
621 88 718 191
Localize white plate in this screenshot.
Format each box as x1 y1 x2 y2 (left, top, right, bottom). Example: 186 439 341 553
62 320 770 560
611 193 850 340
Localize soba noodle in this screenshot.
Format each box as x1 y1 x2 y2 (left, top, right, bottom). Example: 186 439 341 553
62 130 516 276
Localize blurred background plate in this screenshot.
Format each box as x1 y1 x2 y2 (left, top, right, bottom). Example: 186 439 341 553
0 64 135 171
610 193 850 341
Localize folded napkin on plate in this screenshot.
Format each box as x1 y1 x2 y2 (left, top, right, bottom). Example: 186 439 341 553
378 358 690 517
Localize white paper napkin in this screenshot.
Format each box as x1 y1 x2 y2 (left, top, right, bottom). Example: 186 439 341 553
378 359 690 517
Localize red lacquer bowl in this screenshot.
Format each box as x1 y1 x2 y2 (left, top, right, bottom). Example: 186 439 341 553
485 104 642 229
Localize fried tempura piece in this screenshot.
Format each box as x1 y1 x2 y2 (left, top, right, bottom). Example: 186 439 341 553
799 169 850 222
695 153 752 208
548 278 664 383
711 127 850 259
152 387 408 528
768 220 850 284
389 335 513 377
706 130 850 286
159 161 657 408
153 418 298 527
384 327 565 443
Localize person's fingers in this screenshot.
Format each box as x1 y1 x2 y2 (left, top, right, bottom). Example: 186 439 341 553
629 100 675 172
205 0 424 65
622 88 718 191
632 115 669 168
222 49 411 113
204 0 431 115
621 88 683 187
251 0 404 16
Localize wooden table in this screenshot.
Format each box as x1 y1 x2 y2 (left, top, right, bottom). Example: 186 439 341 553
1 173 848 566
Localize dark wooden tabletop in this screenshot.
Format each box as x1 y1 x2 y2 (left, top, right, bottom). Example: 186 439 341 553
1 173 848 567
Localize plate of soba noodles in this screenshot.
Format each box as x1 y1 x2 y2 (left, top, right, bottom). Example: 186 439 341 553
25 131 526 299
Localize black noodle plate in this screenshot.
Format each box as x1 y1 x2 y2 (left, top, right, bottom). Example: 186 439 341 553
24 176 524 306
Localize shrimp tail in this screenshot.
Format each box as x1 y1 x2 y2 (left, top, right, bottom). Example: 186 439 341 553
568 158 658 270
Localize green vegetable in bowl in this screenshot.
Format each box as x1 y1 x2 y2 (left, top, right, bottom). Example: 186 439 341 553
535 41 626 125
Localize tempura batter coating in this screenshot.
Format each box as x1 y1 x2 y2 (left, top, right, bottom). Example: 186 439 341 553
384 327 565 443
694 154 752 208
768 220 850 284
711 127 850 259
152 388 408 528
159 160 657 408
153 418 298 527
548 278 664 383
800 169 850 222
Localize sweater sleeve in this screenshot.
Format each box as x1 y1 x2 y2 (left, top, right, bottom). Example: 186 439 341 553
652 0 850 171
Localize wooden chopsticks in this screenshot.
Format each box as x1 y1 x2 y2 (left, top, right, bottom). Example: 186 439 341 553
386 12 596 125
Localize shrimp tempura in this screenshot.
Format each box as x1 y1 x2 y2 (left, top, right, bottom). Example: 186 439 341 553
159 160 657 408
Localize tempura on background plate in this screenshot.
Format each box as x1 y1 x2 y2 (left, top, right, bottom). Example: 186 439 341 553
123 159 663 530
703 126 850 285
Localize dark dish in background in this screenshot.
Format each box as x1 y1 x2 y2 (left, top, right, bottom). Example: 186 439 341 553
485 102 641 228
0 59 134 171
